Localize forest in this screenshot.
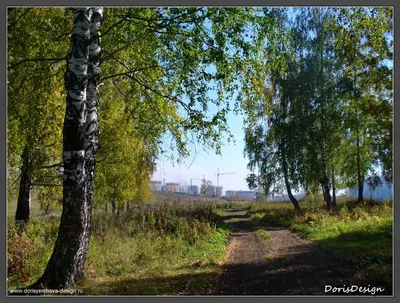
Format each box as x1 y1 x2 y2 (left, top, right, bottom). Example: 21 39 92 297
7 7 392 295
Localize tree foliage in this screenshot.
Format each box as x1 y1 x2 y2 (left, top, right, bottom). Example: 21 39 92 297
8 7 267 213
243 7 392 208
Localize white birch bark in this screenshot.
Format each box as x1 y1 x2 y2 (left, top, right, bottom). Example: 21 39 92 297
32 7 93 289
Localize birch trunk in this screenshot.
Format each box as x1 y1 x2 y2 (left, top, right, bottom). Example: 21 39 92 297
80 6 103 280
281 145 301 214
353 65 364 204
321 172 332 210
331 164 336 208
32 8 92 289
318 11 332 211
284 176 301 214
355 105 364 204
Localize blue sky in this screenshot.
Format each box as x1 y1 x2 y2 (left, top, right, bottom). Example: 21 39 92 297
152 94 251 193
153 17 255 194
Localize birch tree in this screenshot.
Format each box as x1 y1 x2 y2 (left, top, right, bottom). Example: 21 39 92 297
243 9 302 213
32 7 98 289
328 7 393 202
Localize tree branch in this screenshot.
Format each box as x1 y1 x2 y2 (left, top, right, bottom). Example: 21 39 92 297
40 162 63 169
112 81 129 99
8 8 32 30
87 16 128 45
32 183 62 187
8 57 66 70
9 172 22 188
102 50 191 113
101 63 161 82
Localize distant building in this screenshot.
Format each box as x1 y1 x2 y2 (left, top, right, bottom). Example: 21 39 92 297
216 186 223 198
268 191 305 202
187 185 199 195
207 185 216 197
226 190 256 200
180 185 187 193
225 190 236 198
166 182 180 193
347 176 392 200
268 194 289 202
150 180 162 192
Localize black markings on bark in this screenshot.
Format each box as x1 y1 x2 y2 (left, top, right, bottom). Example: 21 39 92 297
31 7 93 290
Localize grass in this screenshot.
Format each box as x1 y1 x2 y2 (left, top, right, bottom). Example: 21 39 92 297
9 192 391 294
256 229 272 241
225 218 241 223
247 197 393 289
7 202 230 295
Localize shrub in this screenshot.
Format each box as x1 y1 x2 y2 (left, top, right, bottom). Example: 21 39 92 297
7 227 32 283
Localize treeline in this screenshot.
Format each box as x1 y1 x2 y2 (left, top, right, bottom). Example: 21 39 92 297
7 7 392 290
243 8 392 212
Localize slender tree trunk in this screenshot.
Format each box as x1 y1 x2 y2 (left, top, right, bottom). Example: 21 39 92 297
284 177 301 214
358 178 364 203
281 146 301 214
111 198 117 215
104 202 108 214
80 6 103 280
31 8 93 289
355 110 364 204
15 146 32 232
318 12 332 211
353 66 364 204
117 204 124 215
320 173 332 210
44 204 50 215
331 164 336 208
357 151 364 203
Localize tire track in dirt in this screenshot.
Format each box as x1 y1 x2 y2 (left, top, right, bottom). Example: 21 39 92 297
213 210 390 296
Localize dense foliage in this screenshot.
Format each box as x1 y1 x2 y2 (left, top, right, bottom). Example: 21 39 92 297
242 7 392 209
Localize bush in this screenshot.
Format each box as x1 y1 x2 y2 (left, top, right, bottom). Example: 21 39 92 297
7 227 32 283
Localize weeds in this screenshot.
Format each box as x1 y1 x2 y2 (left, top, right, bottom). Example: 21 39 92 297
248 197 393 289
256 229 272 241
7 203 230 295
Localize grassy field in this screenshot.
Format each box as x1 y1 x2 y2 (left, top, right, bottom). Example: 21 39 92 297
7 191 392 295
7 197 230 295
247 197 393 289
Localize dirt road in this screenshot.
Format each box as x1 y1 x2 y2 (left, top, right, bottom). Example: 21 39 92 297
213 210 390 296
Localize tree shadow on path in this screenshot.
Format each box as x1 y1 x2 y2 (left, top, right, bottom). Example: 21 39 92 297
213 209 392 296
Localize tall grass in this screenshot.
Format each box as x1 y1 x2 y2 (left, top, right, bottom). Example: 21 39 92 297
7 203 230 295
248 197 393 289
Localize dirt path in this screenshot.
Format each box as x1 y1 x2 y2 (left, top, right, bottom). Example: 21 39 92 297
212 210 386 296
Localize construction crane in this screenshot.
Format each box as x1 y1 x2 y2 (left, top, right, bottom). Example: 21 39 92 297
216 167 236 190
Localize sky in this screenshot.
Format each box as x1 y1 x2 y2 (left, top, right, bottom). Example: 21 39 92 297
152 19 254 195
152 108 252 194
151 8 288 194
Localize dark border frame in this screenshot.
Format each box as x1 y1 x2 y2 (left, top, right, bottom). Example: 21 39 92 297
2 1 398 302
